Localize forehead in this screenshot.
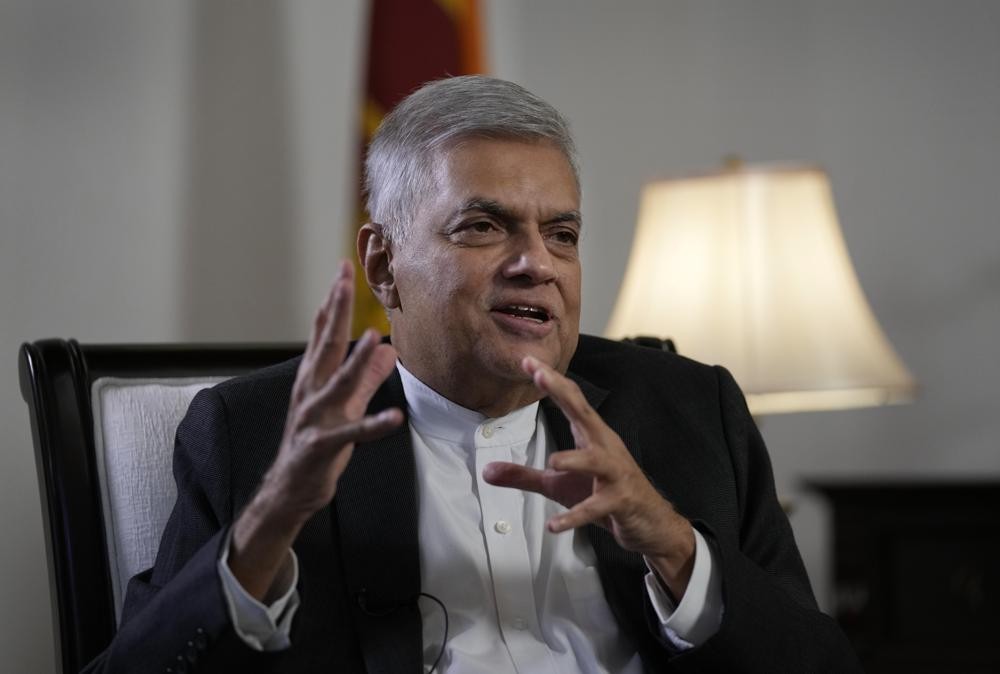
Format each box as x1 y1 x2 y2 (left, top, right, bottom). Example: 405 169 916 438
427 138 581 216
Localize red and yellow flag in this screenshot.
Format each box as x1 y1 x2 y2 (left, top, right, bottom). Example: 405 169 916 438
353 0 486 336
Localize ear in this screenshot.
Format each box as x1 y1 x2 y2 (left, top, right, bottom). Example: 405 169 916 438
357 223 400 310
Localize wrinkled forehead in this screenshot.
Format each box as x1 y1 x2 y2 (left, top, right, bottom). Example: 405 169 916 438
433 134 579 188
429 137 580 202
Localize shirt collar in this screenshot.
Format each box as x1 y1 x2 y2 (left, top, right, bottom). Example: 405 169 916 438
396 360 539 448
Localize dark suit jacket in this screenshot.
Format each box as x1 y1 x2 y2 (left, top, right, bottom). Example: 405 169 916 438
85 335 862 673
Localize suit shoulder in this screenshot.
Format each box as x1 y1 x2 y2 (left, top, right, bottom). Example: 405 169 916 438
571 334 720 392
177 355 301 504
210 355 301 402
184 356 301 441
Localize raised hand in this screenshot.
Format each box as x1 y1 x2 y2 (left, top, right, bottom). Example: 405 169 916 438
229 261 402 600
265 261 401 518
482 355 695 597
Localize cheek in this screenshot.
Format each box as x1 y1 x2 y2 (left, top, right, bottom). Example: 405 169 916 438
438 255 495 300
412 269 484 324
396 249 452 308
401 246 500 318
561 267 583 311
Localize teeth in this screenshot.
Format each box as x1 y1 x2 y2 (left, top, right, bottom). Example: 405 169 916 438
500 305 549 322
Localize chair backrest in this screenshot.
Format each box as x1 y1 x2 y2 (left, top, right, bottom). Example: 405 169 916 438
19 339 303 674
92 375 229 623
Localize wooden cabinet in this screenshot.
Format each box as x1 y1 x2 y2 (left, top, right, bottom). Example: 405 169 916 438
806 482 1000 674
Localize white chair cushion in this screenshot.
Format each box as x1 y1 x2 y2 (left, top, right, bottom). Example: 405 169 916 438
91 376 229 624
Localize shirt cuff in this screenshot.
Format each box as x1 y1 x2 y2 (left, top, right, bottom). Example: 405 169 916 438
644 527 724 649
217 528 300 651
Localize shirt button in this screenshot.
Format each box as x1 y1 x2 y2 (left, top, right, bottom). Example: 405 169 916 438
481 423 494 438
494 520 512 534
513 617 527 630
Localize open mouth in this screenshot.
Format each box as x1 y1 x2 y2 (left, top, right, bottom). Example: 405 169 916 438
494 304 552 323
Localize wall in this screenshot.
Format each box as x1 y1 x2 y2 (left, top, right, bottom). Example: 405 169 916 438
2 1 998 670
489 0 1000 610
0 1 364 670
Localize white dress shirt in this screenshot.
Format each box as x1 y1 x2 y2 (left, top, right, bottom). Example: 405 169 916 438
217 362 723 670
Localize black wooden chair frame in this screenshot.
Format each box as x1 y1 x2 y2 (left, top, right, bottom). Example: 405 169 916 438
18 338 303 674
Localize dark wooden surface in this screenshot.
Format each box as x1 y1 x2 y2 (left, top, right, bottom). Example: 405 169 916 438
806 480 1000 674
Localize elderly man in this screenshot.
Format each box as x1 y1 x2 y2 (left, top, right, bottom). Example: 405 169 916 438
87 76 861 673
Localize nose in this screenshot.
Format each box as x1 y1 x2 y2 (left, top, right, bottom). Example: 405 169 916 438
502 227 557 284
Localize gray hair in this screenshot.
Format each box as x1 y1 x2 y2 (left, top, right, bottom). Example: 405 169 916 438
364 75 579 241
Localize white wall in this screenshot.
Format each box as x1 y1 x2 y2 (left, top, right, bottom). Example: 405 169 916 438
487 0 1000 611
0 1 363 670
2 1 998 670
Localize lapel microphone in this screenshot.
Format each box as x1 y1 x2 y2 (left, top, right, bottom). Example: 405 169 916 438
355 589 449 673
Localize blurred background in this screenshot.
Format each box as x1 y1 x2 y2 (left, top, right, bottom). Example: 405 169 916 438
2 1 998 671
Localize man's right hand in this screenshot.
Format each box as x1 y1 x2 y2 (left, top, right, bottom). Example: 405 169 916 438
228 260 403 601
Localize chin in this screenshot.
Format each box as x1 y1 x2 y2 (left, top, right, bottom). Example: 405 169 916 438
487 354 536 382
505 345 564 377
522 334 575 372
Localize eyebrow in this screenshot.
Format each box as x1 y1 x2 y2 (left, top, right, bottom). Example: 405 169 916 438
451 198 583 229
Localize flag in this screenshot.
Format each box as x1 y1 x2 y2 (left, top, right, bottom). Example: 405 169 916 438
353 0 486 336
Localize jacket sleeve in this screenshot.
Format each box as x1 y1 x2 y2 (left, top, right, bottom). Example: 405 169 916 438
658 366 864 673
82 388 284 674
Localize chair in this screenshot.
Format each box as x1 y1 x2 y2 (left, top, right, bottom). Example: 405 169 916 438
19 335 674 673
18 339 303 674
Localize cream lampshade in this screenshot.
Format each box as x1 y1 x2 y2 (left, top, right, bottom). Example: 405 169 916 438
605 162 916 415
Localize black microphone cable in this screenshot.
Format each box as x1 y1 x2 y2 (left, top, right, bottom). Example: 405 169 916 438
418 592 449 674
356 589 449 673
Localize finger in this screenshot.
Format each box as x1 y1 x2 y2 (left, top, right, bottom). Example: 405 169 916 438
293 263 355 403
339 332 396 403
313 261 356 383
481 461 548 494
547 448 616 479
309 407 404 451
548 494 613 533
521 356 599 446
294 280 339 402
310 339 397 415
302 262 351 362
353 342 399 403
320 327 377 400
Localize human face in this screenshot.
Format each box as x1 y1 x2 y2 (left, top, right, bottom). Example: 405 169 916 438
387 138 582 415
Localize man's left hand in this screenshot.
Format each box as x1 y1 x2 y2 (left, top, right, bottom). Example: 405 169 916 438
482 356 696 598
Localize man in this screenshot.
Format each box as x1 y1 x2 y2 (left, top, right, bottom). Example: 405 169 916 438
87 76 861 672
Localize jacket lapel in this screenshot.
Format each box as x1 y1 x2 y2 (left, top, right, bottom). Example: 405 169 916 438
540 370 648 643
539 370 608 451
334 368 422 674
540 370 617 565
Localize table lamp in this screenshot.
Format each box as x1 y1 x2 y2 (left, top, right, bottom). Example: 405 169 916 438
605 161 916 415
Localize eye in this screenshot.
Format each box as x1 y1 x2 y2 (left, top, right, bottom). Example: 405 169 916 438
469 220 496 234
549 227 580 246
449 219 506 245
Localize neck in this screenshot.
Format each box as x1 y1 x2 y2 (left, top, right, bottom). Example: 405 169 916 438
395 357 542 418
